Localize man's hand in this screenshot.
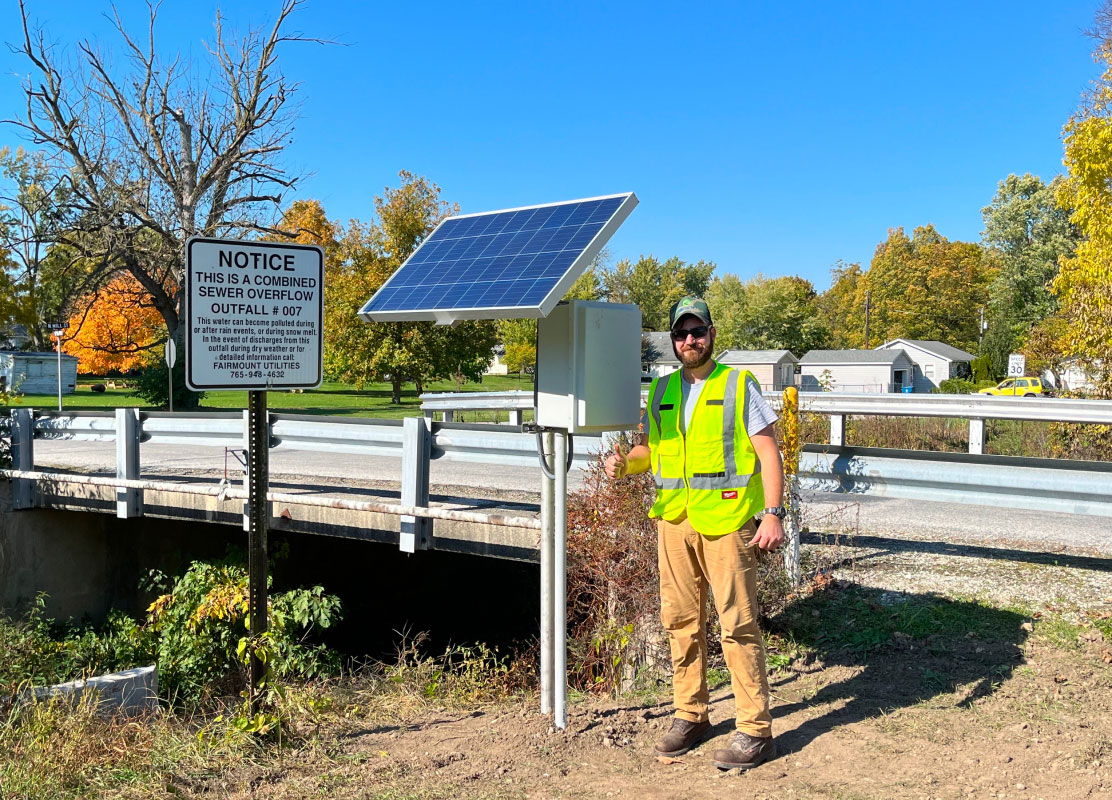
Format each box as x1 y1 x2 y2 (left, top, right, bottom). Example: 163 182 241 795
752 513 785 551
604 442 628 480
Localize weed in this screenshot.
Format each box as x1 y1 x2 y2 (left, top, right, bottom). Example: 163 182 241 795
1033 616 1085 650
706 667 731 690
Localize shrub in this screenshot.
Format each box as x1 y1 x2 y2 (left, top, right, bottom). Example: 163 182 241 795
142 561 342 703
132 348 204 410
0 562 343 706
935 377 978 394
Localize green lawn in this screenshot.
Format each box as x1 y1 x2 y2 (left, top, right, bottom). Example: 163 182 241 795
14 374 535 420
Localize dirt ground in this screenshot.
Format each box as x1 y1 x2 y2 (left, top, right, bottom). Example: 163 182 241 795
181 520 1112 800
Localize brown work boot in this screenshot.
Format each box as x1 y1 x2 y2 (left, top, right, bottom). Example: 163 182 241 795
654 717 712 756
711 730 777 770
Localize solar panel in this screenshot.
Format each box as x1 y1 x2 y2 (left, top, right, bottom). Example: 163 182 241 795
358 193 637 324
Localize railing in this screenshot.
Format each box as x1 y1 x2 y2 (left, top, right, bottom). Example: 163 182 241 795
421 389 1112 455
7 391 1112 531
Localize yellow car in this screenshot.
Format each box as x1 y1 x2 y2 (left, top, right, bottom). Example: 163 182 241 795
978 377 1044 397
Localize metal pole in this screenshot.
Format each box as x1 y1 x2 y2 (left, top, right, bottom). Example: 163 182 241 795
247 389 269 714
784 473 801 584
168 366 174 413
553 430 568 730
55 334 62 413
540 431 555 716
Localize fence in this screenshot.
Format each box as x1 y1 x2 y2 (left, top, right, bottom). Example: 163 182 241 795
6 390 1112 526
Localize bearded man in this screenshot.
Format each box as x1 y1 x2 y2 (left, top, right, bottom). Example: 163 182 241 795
604 295 785 771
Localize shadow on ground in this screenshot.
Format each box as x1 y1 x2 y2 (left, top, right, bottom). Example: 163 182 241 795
762 583 1029 755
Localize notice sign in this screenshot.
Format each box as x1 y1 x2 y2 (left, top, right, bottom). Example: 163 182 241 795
186 237 324 391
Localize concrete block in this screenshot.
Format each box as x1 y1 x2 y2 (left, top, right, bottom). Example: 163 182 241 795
29 664 158 716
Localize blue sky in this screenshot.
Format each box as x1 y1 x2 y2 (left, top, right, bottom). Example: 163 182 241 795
0 1 1101 290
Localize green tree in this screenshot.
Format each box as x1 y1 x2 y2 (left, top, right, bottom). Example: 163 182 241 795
846 226 995 353
980 173 1080 374
0 148 80 349
1054 1 1112 396
603 255 714 330
706 273 830 356
324 173 498 404
815 261 865 348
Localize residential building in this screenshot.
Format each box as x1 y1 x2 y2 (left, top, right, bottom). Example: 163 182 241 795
0 350 78 395
716 349 798 391
642 332 680 378
875 339 974 391
799 349 916 393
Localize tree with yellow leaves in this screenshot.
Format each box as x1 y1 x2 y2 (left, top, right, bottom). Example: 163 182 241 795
1055 2 1112 397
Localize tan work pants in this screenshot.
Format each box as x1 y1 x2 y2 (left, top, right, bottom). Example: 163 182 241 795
657 515 772 736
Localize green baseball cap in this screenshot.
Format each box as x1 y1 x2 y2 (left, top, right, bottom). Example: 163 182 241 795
669 295 713 329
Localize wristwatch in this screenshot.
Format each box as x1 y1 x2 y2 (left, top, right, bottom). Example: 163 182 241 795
759 506 787 521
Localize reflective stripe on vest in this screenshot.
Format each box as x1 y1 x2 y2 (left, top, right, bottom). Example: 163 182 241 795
647 365 765 534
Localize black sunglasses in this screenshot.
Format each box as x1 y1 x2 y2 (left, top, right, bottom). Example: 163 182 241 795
671 325 709 341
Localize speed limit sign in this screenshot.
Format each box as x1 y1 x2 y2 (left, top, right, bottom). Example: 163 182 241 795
1007 353 1025 377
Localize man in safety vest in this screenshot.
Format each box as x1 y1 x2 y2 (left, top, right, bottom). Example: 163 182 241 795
604 295 785 771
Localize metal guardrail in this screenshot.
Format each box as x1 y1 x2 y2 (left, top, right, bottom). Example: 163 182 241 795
800 446 1112 517
420 389 1112 425
7 390 1112 521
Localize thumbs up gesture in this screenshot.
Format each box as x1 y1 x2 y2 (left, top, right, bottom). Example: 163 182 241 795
604 441 628 480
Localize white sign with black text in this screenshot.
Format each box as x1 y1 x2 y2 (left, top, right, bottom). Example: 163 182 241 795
1007 353 1026 378
186 238 324 391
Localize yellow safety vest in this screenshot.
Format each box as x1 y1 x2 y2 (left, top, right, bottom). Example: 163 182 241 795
647 363 765 535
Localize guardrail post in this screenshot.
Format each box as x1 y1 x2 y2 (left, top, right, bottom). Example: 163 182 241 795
830 414 846 447
400 415 432 552
968 418 986 455
508 409 522 427
443 410 454 423
11 408 33 509
115 408 142 518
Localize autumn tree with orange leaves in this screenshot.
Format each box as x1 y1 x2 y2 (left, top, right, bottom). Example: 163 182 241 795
63 275 163 374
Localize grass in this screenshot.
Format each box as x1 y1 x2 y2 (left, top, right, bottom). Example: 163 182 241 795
15 373 536 419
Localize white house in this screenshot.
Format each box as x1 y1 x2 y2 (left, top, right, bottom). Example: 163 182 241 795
0 324 31 349
485 344 510 376
0 350 78 395
716 350 798 391
799 349 916 393
642 332 680 378
1043 358 1102 394
875 339 974 391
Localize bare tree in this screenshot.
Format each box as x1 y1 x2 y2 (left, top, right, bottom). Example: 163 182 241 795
7 0 324 340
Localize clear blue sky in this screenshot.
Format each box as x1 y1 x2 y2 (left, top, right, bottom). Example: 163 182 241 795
0 1 1101 290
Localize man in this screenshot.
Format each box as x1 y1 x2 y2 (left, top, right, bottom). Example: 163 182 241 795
604 295 785 771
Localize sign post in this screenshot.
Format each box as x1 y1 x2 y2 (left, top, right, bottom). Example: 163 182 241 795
47 322 66 412
185 237 324 712
1007 354 1026 395
164 338 177 412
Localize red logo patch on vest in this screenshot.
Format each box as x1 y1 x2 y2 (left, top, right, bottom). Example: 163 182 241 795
721 490 738 499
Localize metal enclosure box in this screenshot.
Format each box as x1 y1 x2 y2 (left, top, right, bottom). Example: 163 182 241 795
536 301 643 433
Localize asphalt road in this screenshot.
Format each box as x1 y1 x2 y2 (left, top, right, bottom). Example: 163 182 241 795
26 438 1112 555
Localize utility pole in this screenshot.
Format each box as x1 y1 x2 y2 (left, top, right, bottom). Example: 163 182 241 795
864 291 871 349
979 307 986 346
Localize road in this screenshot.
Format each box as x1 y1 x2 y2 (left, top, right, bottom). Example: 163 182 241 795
25 438 1112 555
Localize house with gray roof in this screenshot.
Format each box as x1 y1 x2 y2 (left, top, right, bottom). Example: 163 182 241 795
716 350 797 391
642 332 680 378
875 339 974 391
799 349 915 393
